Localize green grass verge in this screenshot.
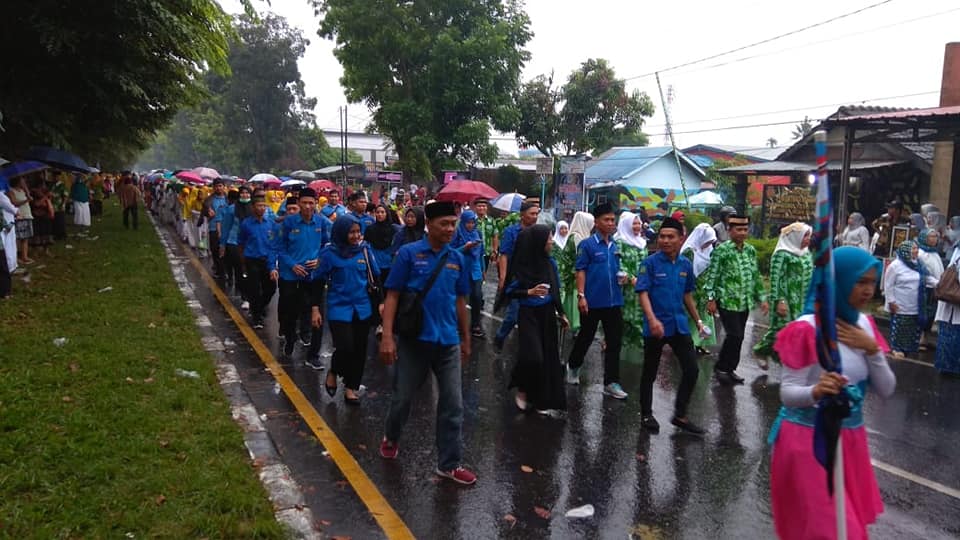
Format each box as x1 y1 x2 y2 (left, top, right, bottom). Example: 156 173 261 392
0 201 284 538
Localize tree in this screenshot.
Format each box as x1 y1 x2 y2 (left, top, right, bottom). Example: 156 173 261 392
513 59 655 157
705 157 749 204
315 0 532 181
792 116 814 140
0 0 243 168
767 137 778 148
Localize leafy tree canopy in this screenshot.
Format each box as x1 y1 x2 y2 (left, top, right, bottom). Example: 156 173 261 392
314 0 532 181
514 59 655 157
0 0 245 169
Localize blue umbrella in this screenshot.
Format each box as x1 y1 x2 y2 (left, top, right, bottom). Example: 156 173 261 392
0 160 50 182
490 192 527 213
25 146 94 173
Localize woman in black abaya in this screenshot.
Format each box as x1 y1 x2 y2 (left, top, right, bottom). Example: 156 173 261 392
495 224 569 414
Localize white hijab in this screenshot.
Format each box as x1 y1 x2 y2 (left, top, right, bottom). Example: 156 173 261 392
614 211 647 250
681 223 717 277
775 222 812 257
553 220 570 250
568 211 595 248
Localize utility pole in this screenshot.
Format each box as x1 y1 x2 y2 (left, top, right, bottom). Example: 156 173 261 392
656 73 690 211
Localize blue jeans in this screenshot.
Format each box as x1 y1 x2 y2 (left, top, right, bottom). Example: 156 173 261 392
384 338 464 471
495 299 520 342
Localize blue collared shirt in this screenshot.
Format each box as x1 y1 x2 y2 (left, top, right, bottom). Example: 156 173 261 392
274 213 327 281
218 205 238 246
350 211 375 234
207 195 228 227
315 244 380 322
499 223 522 258
238 215 275 260
634 251 696 337
385 239 471 345
575 233 623 308
321 203 347 219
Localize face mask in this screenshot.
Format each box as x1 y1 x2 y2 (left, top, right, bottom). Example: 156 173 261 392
239 197 251 203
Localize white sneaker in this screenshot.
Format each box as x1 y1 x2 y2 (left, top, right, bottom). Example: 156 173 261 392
565 366 580 385
603 382 628 400
240 301 250 310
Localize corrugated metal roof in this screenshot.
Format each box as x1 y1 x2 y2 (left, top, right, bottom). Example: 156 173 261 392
683 144 785 162
586 146 708 183
719 160 906 174
832 105 960 122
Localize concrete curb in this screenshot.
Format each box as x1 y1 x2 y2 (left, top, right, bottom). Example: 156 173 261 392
148 214 320 540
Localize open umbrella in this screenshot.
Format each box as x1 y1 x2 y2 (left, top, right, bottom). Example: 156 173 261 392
490 192 527 213
309 179 337 192
192 166 220 180
175 171 204 184
249 173 279 184
0 161 50 182
263 178 283 188
280 179 306 188
435 179 499 203
25 146 93 173
687 190 724 206
289 170 316 180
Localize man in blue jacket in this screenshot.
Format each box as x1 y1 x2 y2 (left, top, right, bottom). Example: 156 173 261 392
237 193 276 329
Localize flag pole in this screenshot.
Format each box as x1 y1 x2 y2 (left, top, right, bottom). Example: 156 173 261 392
815 130 847 540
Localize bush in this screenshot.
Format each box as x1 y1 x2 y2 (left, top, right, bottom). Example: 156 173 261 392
746 237 778 275
683 212 713 230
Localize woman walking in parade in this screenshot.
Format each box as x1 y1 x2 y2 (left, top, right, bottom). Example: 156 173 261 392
495 224 568 415
753 222 813 368
366 204 400 289
557 211 594 334
614 211 647 349
452 209 485 338
769 246 895 540
391 206 425 252
883 240 926 358
917 228 944 351
680 223 718 355
316 215 380 405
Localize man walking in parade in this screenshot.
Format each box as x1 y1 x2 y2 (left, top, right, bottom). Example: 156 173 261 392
237 193 276 329
347 191 374 233
321 189 347 221
378 201 475 485
703 214 768 384
565 203 628 399
494 201 539 351
473 198 497 276
635 217 707 434
204 178 228 278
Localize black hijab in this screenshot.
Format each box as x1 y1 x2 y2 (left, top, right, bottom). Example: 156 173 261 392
494 224 562 313
402 207 426 244
366 204 396 250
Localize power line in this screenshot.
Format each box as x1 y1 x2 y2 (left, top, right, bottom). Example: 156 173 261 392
623 0 897 81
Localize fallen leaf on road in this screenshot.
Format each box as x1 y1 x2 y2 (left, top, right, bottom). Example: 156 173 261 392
357 444 367 450
636 453 646 462
534 506 551 519
504 514 517 528
520 465 534 473
335 480 348 490
155 495 166 506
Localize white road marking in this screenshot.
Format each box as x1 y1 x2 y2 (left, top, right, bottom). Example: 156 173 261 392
872 459 960 500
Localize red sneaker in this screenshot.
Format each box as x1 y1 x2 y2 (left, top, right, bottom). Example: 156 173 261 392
379 438 399 459
435 467 477 485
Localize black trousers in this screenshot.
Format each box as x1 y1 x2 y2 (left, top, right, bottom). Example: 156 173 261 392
224 244 243 294
0 250 10 298
329 316 373 390
641 334 699 418
208 231 223 276
243 257 275 320
123 205 138 229
53 211 66 240
716 308 749 373
469 279 483 330
279 279 324 353
567 306 623 385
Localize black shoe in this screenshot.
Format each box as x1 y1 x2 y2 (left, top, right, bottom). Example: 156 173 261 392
493 337 504 353
304 357 324 371
344 393 361 406
471 327 486 339
714 370 735 385
253 319 264 329
325 375 337 398
728 371 745 384
671 417 706 435
283 340 295 358
640 415 660 433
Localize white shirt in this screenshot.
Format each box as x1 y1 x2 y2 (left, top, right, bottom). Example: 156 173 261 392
0 192 16 223
883 259 921 315
840 226 871 251
935 250 960 325
918 250 944 288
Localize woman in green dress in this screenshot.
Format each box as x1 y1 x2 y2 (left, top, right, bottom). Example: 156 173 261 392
614 211 648 348
753 222 813 368
680 223 718 355
557 211 594 333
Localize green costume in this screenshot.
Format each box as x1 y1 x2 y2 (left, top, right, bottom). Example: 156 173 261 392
617 240 647 348
476 215 497 258
682 247 717 348
556 239 580 332
753 225 813 360
702 240 766 311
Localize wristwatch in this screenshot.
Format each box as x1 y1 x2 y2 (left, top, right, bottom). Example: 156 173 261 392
577 292 586 299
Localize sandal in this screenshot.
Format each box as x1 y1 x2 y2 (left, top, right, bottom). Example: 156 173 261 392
325 373 338 397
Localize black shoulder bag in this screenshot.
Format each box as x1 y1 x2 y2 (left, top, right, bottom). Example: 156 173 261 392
362 247 383 324
395 252 450 338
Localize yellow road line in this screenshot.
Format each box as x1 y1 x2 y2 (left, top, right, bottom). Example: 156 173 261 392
178 242 414 540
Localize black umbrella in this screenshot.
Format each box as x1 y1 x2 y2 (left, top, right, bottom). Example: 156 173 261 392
25 146 94 173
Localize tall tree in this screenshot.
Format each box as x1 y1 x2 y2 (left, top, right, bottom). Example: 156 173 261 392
315 0 532 181
0 0 243 169
513 59 655 157
767 137 779 148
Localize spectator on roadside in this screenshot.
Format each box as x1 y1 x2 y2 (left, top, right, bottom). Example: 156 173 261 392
118 176 141 230
918 229 944 352
884 240 924 358
71 174 91 228
29 180 54 255
840 212 870 250
714 205 736 244
50 174 68 241
378 200 475 486
8 176 34 266
0 177 17 294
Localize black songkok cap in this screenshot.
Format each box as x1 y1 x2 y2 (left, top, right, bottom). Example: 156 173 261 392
298 188 317 200
592 202 615 218
425 201 457 220
659 217 684 233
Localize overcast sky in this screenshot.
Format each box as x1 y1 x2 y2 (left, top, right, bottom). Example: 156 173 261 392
227 0 960 155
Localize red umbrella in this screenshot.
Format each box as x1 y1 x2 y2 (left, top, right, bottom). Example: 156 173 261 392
192 166 220 180
435 180 499 203
263 178 282 188
175 171 204 184
309 179 337 192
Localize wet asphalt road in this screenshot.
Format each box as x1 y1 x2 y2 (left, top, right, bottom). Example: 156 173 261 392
169 233 960 539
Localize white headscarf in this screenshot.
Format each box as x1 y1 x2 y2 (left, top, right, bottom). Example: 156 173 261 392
614 211 646 250
774 222 812 257
553 220 570 250
680 223 717 277
568 211 595 248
